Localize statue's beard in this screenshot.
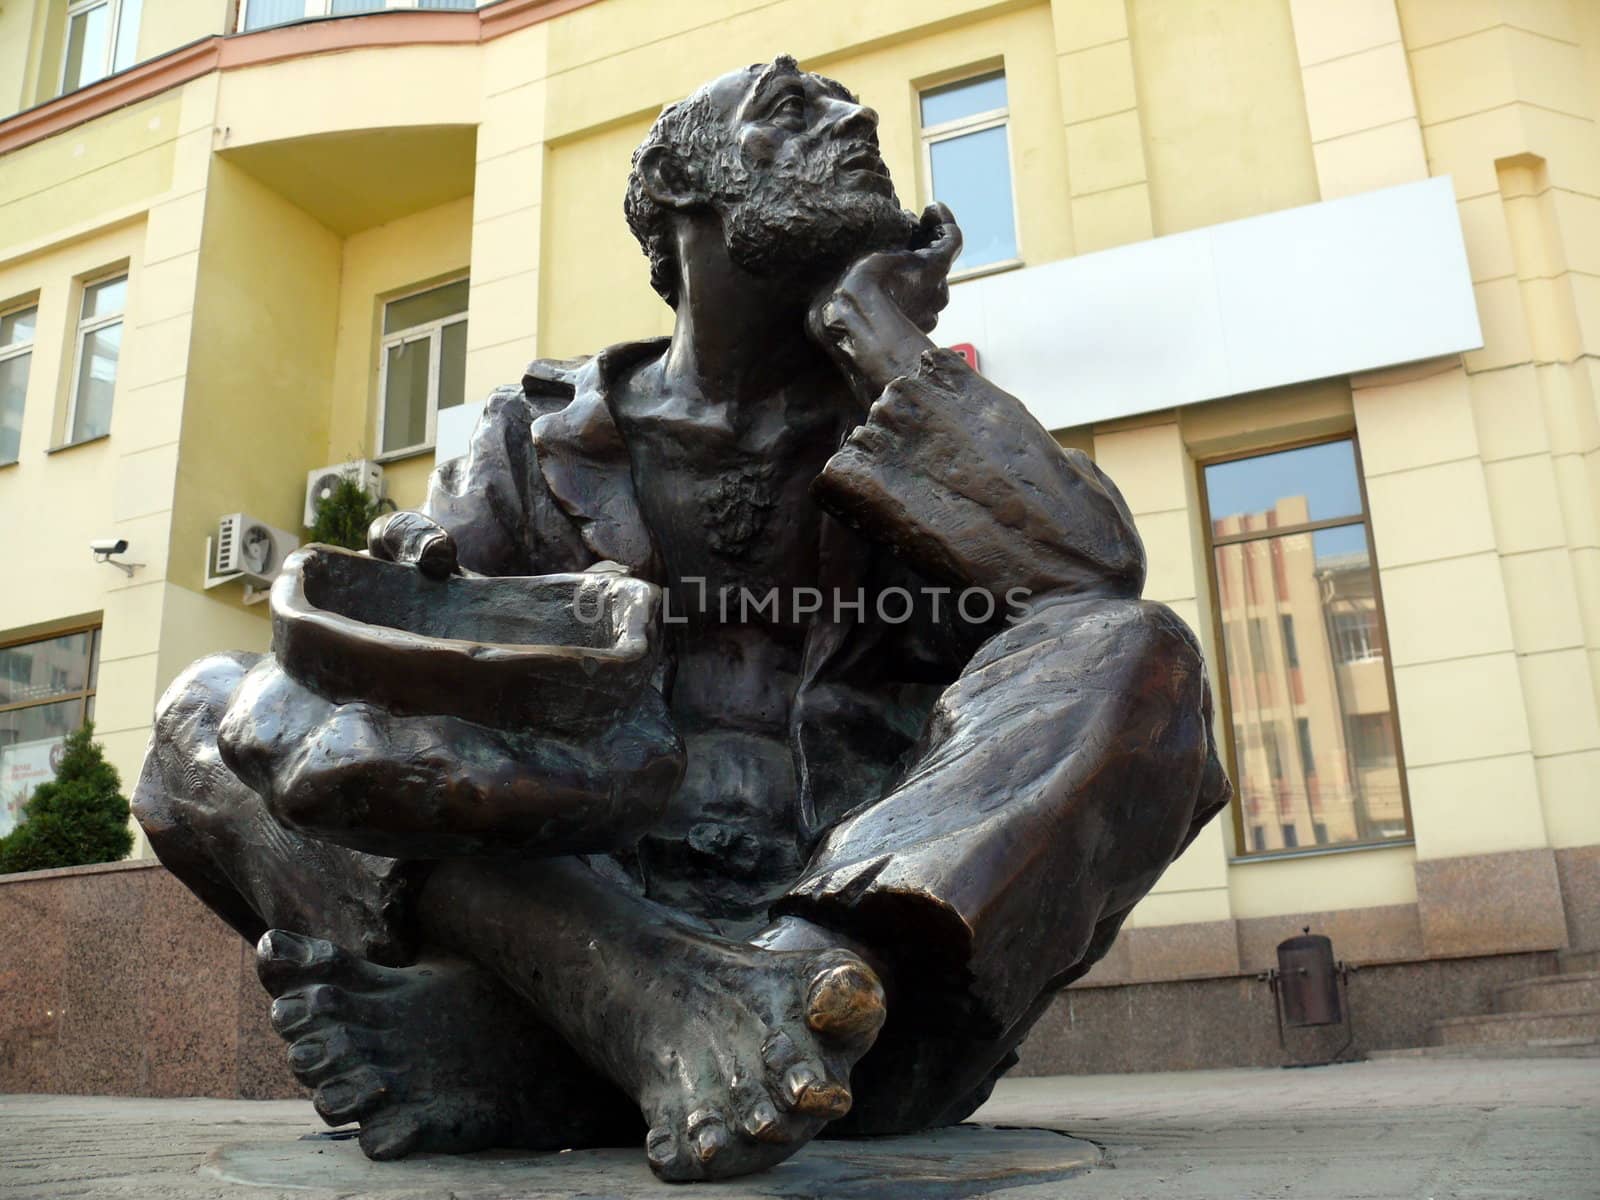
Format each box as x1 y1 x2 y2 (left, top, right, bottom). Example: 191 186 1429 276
705 147 919 284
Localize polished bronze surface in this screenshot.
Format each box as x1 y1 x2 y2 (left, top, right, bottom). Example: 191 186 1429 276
134 55 1230 1182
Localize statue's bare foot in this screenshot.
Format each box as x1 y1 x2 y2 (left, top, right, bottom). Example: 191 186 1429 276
256 930 634 1160
620 938 886 1182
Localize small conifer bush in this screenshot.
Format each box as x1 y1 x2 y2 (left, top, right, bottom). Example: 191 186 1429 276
0 723 133 873
308 474 386 551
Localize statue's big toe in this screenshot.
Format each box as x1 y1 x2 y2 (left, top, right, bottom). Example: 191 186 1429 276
803 951 886 1047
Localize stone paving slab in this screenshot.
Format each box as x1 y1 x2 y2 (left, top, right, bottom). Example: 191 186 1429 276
205 1124 1097 1198
3 1058 1597 1199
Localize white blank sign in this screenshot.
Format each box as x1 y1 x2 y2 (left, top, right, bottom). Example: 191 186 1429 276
935 175 1482 430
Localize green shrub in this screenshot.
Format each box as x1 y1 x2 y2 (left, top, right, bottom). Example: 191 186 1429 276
307 474 386 550
0 723 133 874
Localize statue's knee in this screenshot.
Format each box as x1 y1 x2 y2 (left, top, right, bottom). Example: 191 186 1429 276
153 651 260 736
134 651 263 831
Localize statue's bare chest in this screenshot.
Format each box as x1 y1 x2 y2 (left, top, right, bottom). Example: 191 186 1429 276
616 400 840 620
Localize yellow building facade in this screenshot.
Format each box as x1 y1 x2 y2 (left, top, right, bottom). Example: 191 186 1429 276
2 0 1597 1068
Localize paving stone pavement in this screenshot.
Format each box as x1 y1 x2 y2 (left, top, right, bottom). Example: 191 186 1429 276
2 1058 1596 1199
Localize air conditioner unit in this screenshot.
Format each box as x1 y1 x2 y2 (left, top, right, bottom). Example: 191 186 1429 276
304 459 384 529
215 514 300 587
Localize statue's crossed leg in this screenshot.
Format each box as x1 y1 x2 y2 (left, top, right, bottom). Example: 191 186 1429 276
137 595 1227 1181
136 652 887 1182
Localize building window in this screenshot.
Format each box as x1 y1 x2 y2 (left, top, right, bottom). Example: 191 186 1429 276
65 274 126 446
378 278 468 458
60 0 142 94
1331 609 1381 663
240 0 476 30
0 628 99 837
1203 437 1411 857
920 69 1018 275
0 304 36 465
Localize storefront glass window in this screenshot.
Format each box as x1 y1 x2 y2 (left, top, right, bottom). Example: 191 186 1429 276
0 629 99 837
1204 439 1410 856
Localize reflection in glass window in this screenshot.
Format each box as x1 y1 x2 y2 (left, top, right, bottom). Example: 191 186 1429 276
0 629 99 837
379 279 468 456
1203 439 1362 528
242 0 309 28
1205 438 1409 856
920 70 1017 273
241 0 478 28
68 274 126 445
0 304 37 465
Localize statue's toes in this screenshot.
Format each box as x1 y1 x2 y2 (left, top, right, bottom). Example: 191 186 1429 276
357 1108 425 1161
285 1025 373 1086
644 1114 690 1181
646 1106 745 1182
312 1064 391 1127
760 1030 852 1120
803 951 885 1048
685 1107 733 1171
255 929 358 993
735 1087 795 1146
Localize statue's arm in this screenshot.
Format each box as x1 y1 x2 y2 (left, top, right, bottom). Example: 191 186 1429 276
807 207 1145 603
368 384 589 578
813 352 1146 603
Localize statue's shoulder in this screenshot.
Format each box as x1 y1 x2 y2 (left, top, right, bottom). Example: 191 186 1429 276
519 338 670 409
520 354 593 405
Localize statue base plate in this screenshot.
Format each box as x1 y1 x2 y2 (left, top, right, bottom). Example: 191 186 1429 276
202 1123 1100 1198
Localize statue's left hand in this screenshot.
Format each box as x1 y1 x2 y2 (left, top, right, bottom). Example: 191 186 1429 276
807 203 963 395
368 510 459 579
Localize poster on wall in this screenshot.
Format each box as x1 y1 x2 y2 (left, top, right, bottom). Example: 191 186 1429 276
0 735 66 836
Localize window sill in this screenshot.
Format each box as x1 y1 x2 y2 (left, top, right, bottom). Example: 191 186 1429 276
375 444 438 465
949 257 1024 285
45 433 109 455
1230 837 1415 866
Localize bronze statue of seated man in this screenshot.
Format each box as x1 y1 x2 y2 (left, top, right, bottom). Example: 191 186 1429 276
133 56 1230 1183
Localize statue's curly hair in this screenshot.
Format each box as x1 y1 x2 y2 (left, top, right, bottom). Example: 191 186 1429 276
623 88 725 309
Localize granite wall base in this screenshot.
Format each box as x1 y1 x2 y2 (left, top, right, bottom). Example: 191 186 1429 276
1014 951 1559 1075
1 847 1595 1095
0 859 296 1099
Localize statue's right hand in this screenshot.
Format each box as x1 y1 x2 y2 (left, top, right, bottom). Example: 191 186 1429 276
367 510 458 579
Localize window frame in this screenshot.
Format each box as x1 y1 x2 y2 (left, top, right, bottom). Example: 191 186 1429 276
238 1 479 31
0 623 101 834
0 300 38 467
1196 431 1414 863
918 68 1024 281
375 276 469 461
63 270 128 449
59 0 137 95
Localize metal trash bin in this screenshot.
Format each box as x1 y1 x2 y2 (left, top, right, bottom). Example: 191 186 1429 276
1261 927 1355 1066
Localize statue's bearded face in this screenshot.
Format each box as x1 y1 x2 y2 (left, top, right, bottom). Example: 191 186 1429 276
698 60 920 282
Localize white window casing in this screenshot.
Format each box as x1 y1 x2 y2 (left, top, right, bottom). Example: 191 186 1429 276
376 278 469 460
919 70 1022 280
0 304 37 466
60 0 142 94
64 274 126 447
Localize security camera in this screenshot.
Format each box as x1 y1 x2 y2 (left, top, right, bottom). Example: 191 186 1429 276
91 537 141 576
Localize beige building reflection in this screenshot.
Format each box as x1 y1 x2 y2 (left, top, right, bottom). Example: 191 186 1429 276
1213 496 1407 855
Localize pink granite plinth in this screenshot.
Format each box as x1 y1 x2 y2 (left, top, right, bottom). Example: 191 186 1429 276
1554 845 1600 951
0 859 296 1099
1416 848 1569 958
